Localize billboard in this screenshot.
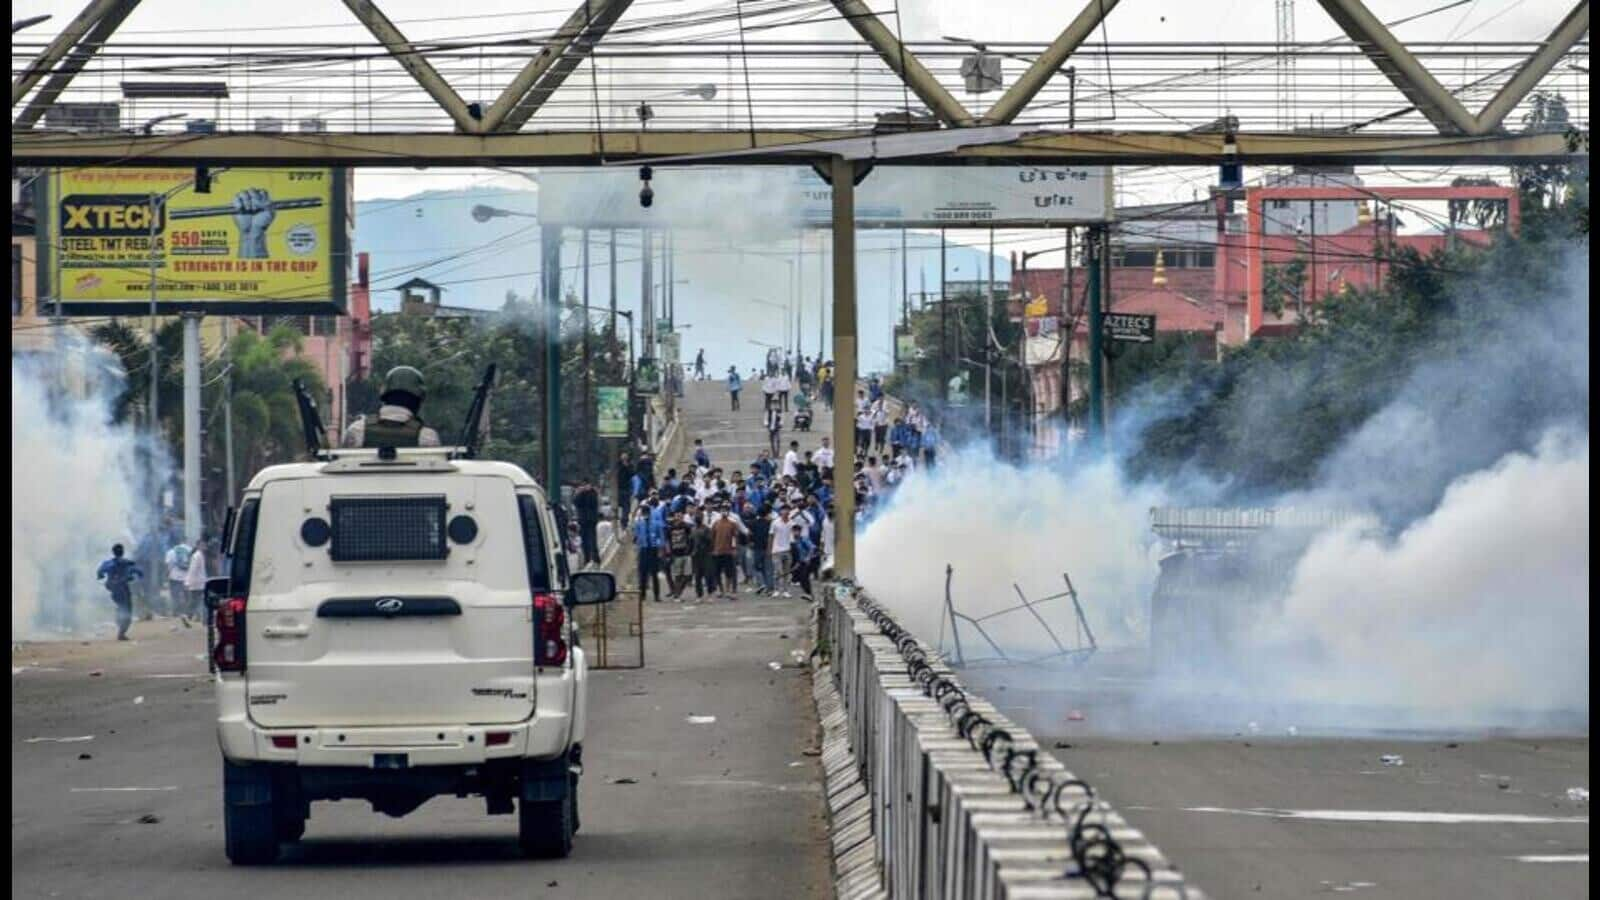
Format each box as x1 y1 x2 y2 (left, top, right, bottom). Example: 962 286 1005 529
596 386 629 437
538 165 1112 229
38 167 349 315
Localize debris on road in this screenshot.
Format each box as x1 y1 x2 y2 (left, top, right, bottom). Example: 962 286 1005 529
78 753 92 760
789 761 804 768
136 814 161 824
1285 726 1298 737
1247 721 1261 734
1566 787 1588 804
1380 754 1405 767
767 661 782 671
1054 741 1074 749
1067 710 1085 721
611 777 638 785
24 736 94 744
132 696 144 705
686 715 717 725
88 670 103 677
1498 778 1512 790
801 748 821 756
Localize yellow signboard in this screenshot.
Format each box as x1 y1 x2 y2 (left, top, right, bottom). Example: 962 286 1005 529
41 167 349 314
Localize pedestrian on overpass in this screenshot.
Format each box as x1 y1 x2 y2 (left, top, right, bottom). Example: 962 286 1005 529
921 421 940 468
95 543 144 642
872 399 890 453
709 506 745 599
665 511 693 600
690 510 714 599
776 369 791 412
616 450 635 522
694 348 706 380
762 370 778 411
854 404 874 459
693 439 711 471
727 366 742 410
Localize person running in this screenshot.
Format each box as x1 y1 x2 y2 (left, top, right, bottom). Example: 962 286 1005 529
96 543 144 641
727 366 742 411
694 348 706 380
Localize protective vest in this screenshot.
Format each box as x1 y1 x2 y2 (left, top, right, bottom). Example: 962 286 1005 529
362 413 424 448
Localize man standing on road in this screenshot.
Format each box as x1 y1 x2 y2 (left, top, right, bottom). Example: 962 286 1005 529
616 450 635 522
95 543 144 641
789 524 816 599
854 403 874 460
184 538 211 620
776 369 791 413
727 366 742 410
749 504 776 594
573 479 602 568
665 511 693 600
771 507 795 597
762 370 778 410
694 348 706 380
693 438 711 471
872 399 890 454
709 505 746 599
631 500 665 603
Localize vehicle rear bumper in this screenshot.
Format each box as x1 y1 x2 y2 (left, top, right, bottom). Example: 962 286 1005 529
217 690 572 765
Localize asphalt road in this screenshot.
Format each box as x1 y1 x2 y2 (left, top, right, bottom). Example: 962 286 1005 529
11 380 830 900
964 659 1590 899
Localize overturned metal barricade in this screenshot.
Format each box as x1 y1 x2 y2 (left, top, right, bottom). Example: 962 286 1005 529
817 581 1201 899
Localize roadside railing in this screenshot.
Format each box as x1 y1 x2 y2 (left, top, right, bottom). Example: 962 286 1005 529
819 581 1202 899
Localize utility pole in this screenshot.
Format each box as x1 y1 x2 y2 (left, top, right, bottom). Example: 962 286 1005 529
182 312 201 542
829 155 860 579
222 316 235 505
581 228 593 480
541 225 563 497
640 227 654 447
1086 225 1105 447
900 227 909 329
985 227 995 434
939 228 948 401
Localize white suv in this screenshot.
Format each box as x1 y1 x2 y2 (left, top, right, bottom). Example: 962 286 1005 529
208 446 614 864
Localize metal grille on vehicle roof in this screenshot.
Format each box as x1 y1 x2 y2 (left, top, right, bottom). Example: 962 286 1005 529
329 496 449 562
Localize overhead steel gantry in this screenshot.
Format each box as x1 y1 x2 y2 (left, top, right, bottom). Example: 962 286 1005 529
11 0 1589 578
9 0 1590 167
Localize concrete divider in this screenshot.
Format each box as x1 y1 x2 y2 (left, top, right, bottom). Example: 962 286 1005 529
813 581 1202 900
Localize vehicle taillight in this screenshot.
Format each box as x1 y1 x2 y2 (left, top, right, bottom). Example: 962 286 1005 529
213 596 248 673
533 593 567 667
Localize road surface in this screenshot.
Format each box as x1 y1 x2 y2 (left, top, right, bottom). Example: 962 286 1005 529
11 379 830 900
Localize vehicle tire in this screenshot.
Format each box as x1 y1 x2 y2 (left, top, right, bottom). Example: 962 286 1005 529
223 762 280 865
570 774 581 835
518 792 574 859
272 771 307 844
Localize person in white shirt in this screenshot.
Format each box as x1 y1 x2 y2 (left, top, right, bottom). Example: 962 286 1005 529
813 436 835 473
854 406 874 458
782 440 800 478
865 456 887 492
770 509 795 596
762 373 779 411
163 540 193 620
776 371 792 412
183 538 210 620
871 400 891 453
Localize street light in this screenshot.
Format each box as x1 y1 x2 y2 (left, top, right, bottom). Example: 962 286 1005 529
12 13 51 32
139 113 187 134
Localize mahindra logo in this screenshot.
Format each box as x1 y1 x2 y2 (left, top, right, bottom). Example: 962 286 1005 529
374 597 404 614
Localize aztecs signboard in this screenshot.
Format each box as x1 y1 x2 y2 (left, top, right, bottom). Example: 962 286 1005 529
39 167 349 315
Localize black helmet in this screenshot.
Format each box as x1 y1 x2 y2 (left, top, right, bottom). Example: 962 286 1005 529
381 365 426 404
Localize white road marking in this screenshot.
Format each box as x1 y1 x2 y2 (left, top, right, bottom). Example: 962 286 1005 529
24 736 94 744
1183 807 1589 825
1511 854 1588 863
70 786 179 793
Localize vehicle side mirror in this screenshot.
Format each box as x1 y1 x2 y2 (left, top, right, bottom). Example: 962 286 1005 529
204 576 231 611
569 571 616 606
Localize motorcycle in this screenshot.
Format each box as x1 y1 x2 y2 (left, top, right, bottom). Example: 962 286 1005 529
794 407 813 431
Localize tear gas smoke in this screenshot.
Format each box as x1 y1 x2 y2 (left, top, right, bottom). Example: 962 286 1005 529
857 243 1589 734
12 339 168 640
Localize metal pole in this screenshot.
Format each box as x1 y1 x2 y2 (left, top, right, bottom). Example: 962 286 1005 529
985 227 994 433
222 316 236 505
1086 225 1104 446
829 155 859 579
542 225 563 496
900 227 908 329
582 228 593 479
182 313 202 542
939 228 948 401
148 190 164 578
640 227 653 446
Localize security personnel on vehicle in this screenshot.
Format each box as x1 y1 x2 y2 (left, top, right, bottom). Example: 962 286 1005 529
340 365 442 448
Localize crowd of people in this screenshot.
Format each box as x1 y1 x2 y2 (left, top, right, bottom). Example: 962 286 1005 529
623 351 940 603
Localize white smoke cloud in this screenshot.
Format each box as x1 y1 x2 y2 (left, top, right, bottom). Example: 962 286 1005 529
12 338 166 640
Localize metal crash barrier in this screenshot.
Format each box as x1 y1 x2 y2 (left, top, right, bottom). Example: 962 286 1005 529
818 581 1202 899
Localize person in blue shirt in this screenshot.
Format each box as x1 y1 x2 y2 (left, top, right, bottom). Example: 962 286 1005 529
921 422 940 468
631 500 665 603
727 366 742 411
693 439 711 470
889 417 913 456
96 543 145 641
788 525 816 599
